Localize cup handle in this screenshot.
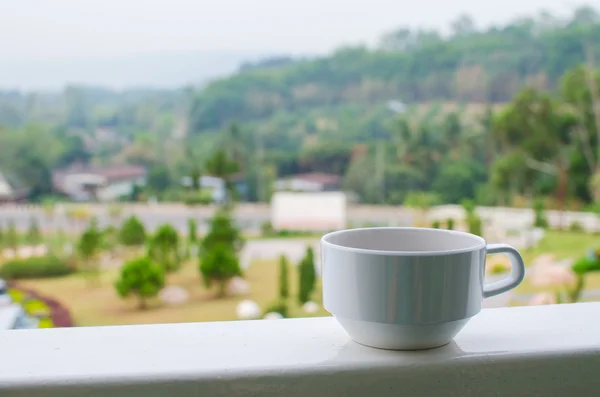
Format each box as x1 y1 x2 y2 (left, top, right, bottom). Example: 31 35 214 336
484 244 526 298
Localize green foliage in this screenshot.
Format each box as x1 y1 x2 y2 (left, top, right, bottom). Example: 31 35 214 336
447 218 455 230
5 220 18 249
298 247 317 304
188 13 600 132
147 224 180 272
119 216 146 246
570 221 585 233
147 165 172 193
278 255 290 299
77 219 102 260
26 217 42 244
183 190 213 205
115 256 165 310
198 209 243 296
431 220 441 229
187 218 198 243
0 256 72 279
533 199 549 228
404 191 440 209
462 200 483 236
264 300 289 318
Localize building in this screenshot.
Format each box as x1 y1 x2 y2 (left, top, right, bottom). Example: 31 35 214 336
0 172 29 203
271 191 347 231
181 174 248 203
274 173 341 193
52 165 147 202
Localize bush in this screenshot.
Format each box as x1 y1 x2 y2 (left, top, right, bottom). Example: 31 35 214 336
264 300 289 318
569 221 584 233
534 199 549 228
0 256 73 280
115 256 165 310
447 218 455 230
119 216 146 246
183 190 213 205
431 220 441 229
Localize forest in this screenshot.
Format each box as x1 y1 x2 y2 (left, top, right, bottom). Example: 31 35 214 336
0 6 599 208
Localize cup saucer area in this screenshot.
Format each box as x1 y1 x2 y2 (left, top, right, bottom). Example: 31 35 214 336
335 316 472 351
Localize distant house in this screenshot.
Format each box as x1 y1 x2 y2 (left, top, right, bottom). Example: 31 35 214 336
52 165 147 202
274 173 341 193
0 172 29 203
181 174 248 203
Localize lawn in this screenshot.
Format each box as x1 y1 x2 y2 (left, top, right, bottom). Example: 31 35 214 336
514 230 600 295
15 229 600 326
19 258 329 327
519 230 599 266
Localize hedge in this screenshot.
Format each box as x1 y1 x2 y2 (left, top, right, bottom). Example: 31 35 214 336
0 255 73 280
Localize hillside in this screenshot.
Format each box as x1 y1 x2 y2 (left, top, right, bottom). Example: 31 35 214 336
189 9 600 133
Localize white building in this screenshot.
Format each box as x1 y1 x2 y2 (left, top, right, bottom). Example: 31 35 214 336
271 191 347 231
52 165 147 202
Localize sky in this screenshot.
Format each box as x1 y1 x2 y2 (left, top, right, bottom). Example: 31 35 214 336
1 0 595 61
0 0 597 90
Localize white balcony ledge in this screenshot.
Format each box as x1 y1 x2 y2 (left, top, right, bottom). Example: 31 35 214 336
1 303 600 397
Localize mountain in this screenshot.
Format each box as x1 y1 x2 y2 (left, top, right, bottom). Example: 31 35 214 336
188 10 600 133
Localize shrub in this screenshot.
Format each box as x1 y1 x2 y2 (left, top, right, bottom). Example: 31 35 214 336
119 216 146 246
533 198 549 228
147 224 180 272
261 221 274 236
298 247 316 304
569 221 584 233
264 300 289 318
187 218 198 243
115 256 165 310
431 220 441 229
0 256 73 279
279 255 290 299
447 218 455 230
183 190 213 205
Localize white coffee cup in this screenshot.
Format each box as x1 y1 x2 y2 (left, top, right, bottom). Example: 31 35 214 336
321 227 525 350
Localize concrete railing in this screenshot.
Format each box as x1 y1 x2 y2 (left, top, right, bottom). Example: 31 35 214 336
1 303 599 397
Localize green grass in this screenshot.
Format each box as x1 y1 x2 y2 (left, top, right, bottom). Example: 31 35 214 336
519 230 599 266
19 258 328 327
514 230 600 296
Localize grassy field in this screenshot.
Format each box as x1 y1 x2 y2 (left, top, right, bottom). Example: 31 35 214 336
14 229 600 327
19 258 329 327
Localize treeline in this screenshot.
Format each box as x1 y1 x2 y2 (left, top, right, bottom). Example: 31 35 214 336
188 6 600 131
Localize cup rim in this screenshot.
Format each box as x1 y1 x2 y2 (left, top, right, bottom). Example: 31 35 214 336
321 227 486 257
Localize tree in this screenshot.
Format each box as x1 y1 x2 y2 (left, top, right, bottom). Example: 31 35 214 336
26 217 42 244
77 218 103 283
279 255 290 300
147 224 180 272
493 88 578 218
198 209 244 297
204 148 239 202
119 216 146 246
187 218 198 243
115 257 165 310
147 165 172 193
298 247 316 304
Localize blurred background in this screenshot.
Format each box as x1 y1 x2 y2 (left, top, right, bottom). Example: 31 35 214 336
0 0 599 329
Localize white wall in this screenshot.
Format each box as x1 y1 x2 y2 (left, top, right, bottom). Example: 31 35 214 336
271 192 347 231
